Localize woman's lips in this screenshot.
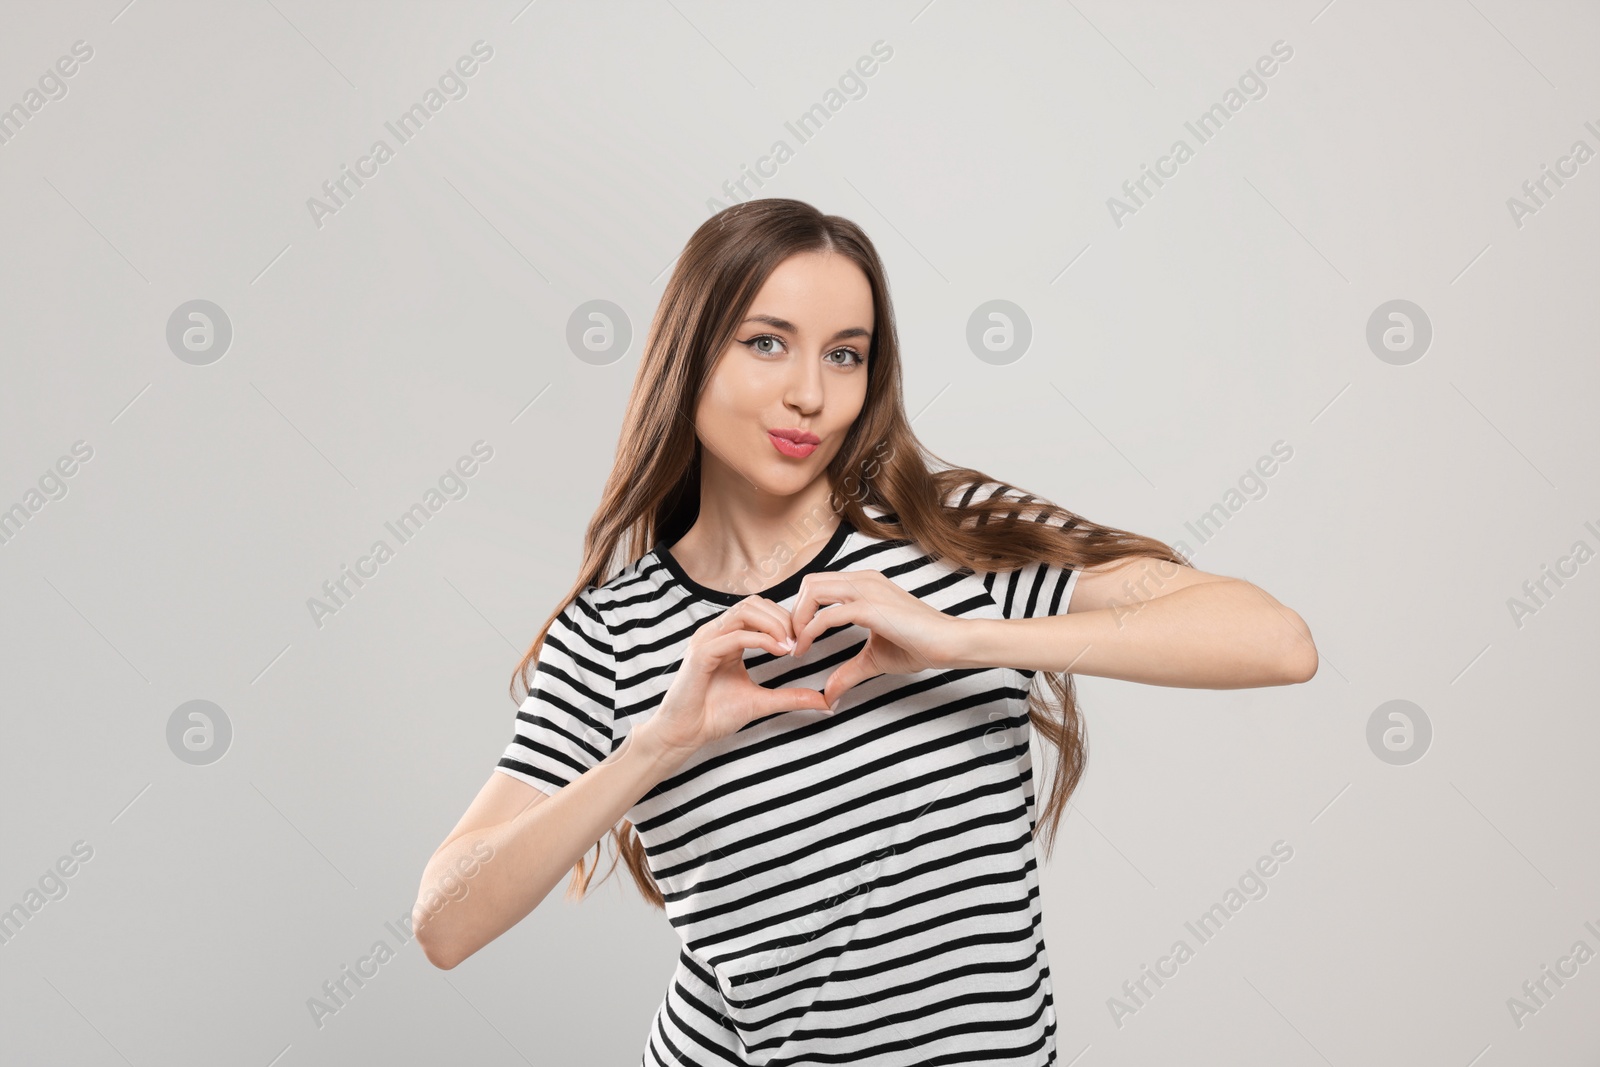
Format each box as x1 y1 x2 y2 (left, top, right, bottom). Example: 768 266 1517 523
768 431 818 458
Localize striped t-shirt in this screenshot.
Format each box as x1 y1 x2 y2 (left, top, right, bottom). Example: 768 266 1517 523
496 482 1081 1066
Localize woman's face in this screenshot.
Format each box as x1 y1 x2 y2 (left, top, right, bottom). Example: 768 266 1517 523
695 250 874 499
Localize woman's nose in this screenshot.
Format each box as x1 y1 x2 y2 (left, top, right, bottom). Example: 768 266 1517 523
784 351 824 409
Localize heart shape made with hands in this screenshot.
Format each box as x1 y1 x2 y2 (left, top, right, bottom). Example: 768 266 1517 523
780 570 956 711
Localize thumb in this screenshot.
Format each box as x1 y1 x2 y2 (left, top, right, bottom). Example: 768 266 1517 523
820 651 881 711
752 685 832 717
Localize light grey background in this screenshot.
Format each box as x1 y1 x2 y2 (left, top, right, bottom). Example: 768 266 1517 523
2 0 1596 1064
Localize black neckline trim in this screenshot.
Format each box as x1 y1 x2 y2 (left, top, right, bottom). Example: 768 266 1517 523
656 517 856 606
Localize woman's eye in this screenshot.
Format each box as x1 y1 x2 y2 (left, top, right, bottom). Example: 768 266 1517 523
743 335 862 366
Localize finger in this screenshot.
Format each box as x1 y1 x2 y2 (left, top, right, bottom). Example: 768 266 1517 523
824 573 942 674
741 596 798 648
820 648 884 710
792 601 857 658
715 599 795 652
789 573 840 644
701 627 790 667
790 574 861 655
748 685 832 718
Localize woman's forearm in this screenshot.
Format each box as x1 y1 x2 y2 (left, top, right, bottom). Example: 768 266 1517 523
413 727 688 970
946 579 1318 689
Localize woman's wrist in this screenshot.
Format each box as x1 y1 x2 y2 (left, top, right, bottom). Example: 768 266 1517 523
935 616 1008 671
620 721 697 781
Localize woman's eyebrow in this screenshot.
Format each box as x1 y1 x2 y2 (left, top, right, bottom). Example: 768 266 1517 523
741 314 871 342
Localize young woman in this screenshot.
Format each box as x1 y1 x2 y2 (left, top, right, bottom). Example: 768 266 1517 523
413 198 1317 1066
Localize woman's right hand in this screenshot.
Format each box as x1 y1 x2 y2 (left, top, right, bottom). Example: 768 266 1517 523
637 596 832 761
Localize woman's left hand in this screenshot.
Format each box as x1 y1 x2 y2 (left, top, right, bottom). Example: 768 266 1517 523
788 570 964 710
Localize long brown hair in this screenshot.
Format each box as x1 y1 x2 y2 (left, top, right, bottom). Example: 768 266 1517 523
511 197 1189 907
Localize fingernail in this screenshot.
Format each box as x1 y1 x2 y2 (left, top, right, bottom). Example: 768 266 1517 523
829 698 841 713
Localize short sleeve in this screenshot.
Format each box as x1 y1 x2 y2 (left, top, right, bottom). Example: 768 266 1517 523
952 480 1082 620
495 589 616 796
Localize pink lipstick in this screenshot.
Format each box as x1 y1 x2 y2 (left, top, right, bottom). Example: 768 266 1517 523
768 428 819 458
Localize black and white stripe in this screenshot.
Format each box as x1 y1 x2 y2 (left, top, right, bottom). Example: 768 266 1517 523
499 482 1081 1066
